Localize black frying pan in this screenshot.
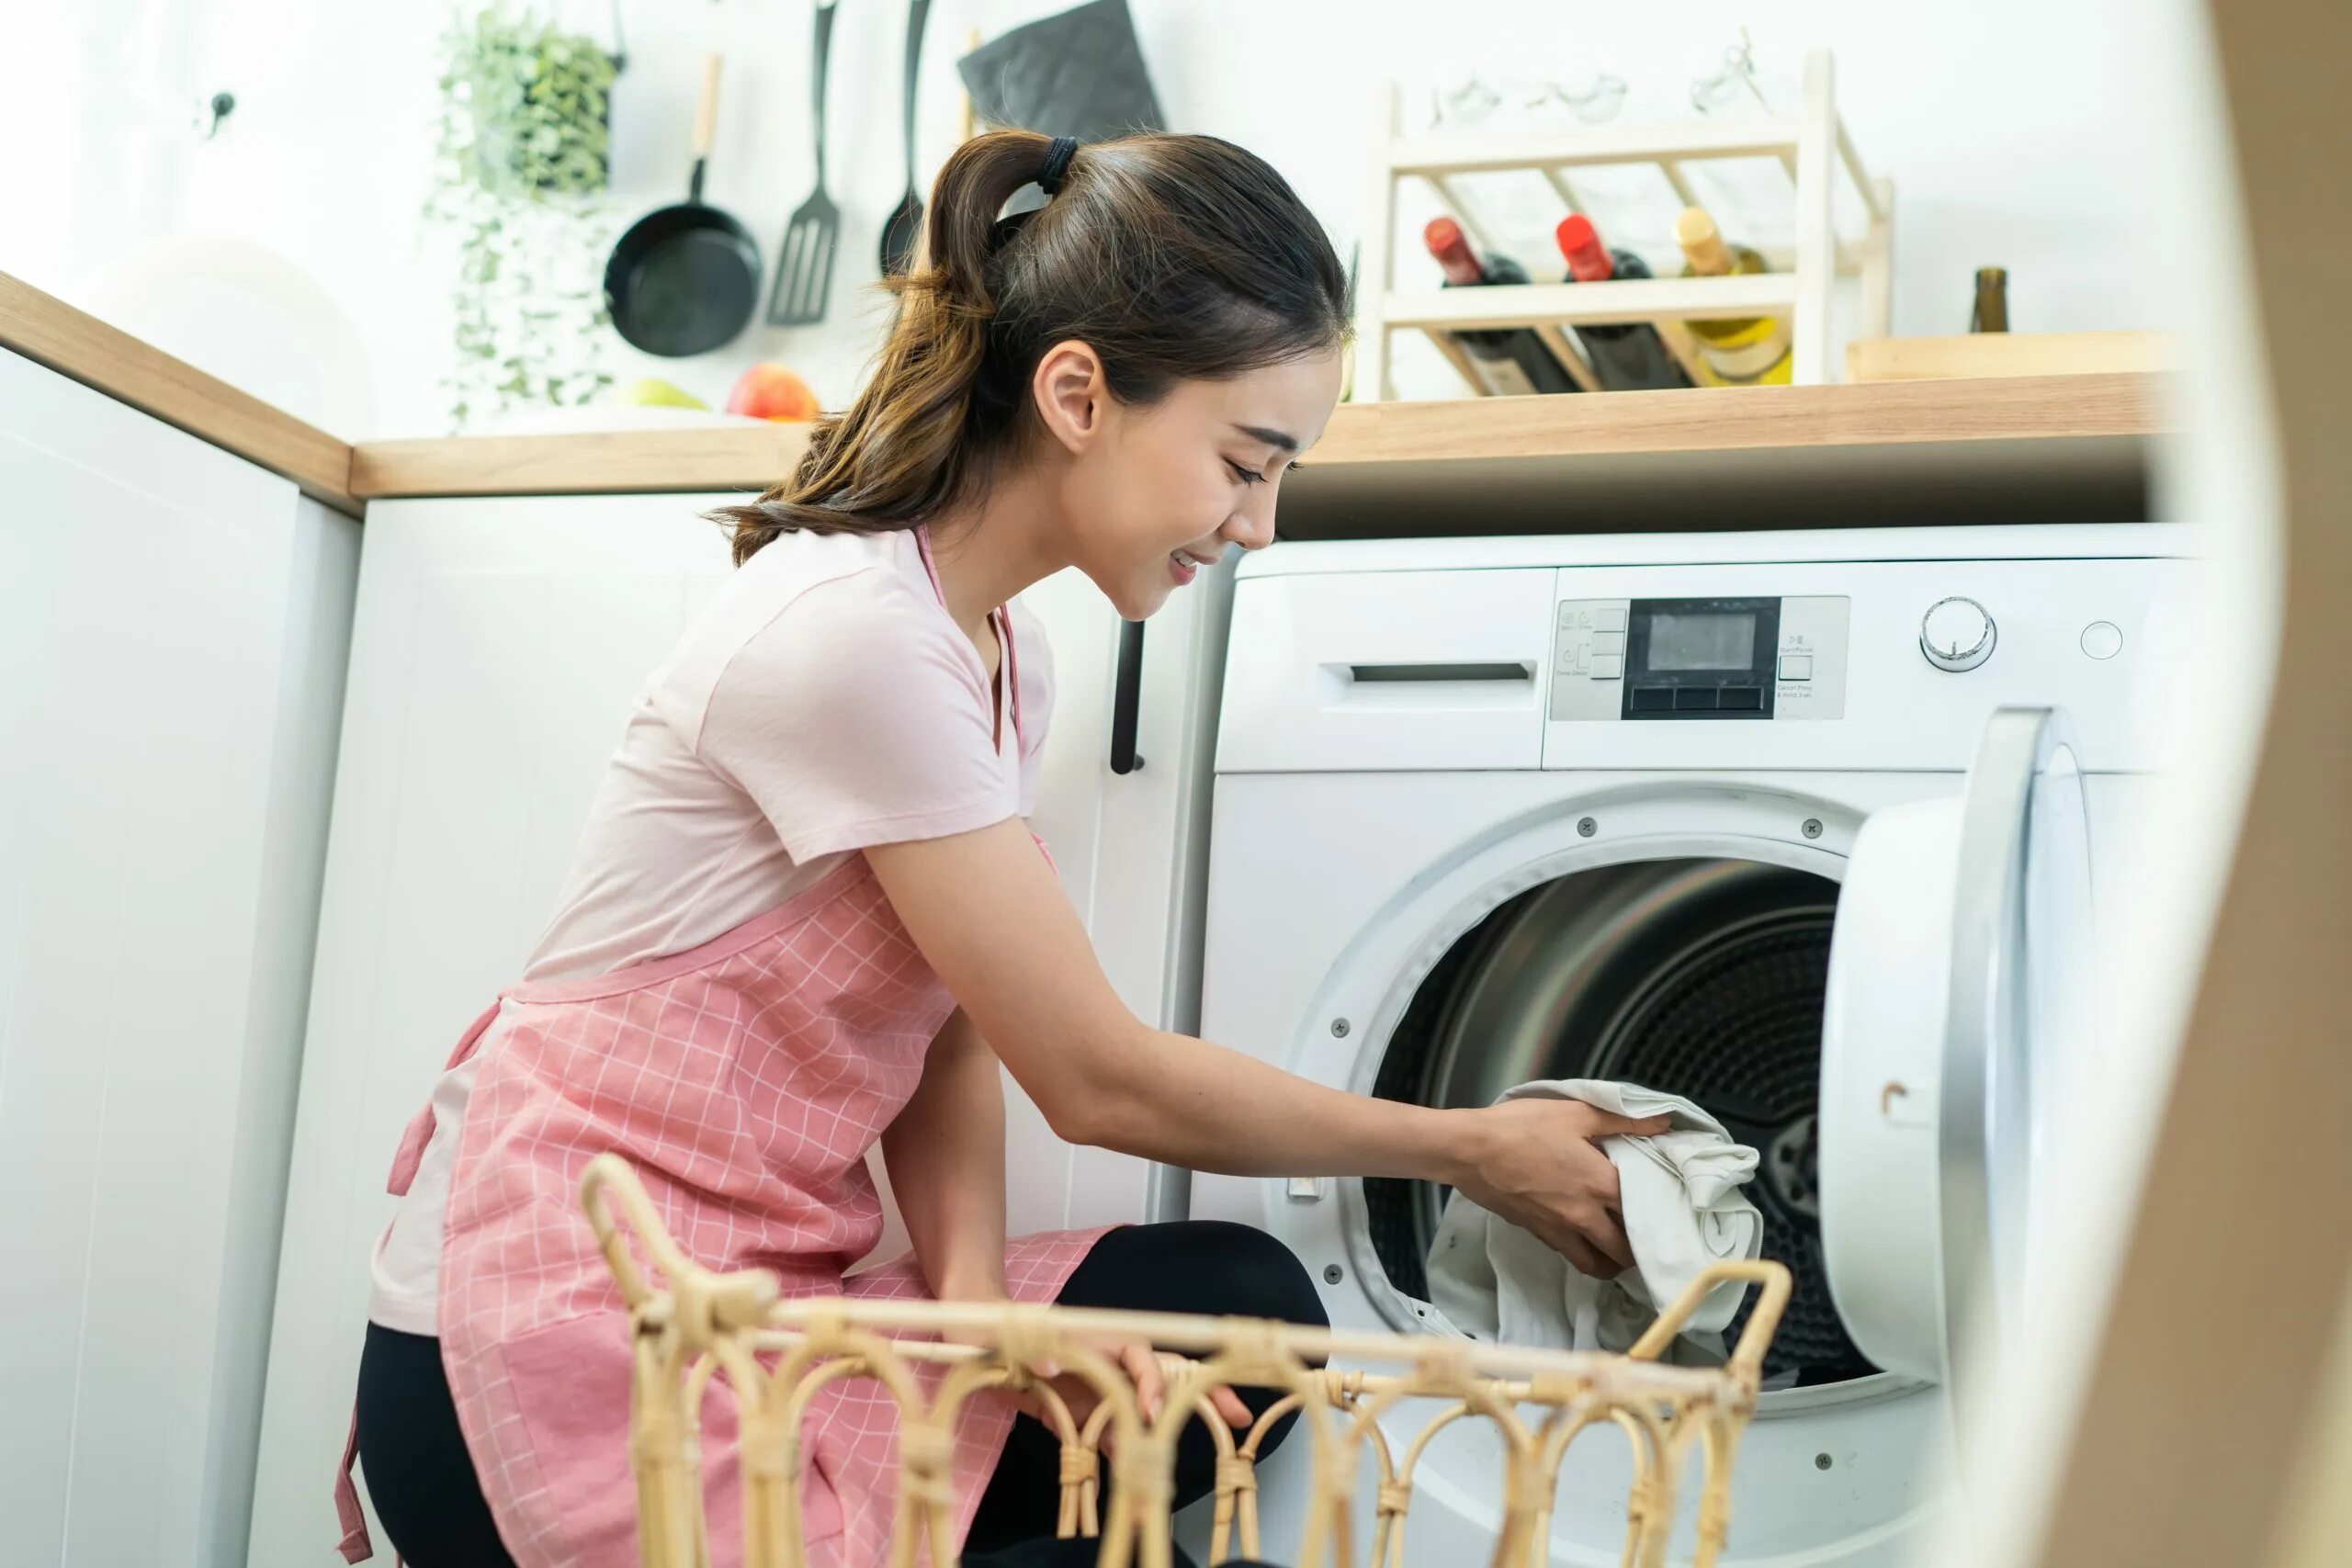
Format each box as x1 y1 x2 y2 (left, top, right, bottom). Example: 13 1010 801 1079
605 54 761 358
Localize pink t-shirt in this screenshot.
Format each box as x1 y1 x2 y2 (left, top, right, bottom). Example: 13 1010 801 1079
368 525 1052 1333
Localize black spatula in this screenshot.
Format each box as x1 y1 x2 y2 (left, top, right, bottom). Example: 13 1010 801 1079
766 0 841 326
879 0 932 276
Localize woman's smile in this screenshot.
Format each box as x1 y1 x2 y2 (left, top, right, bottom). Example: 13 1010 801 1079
1166 546 1218 587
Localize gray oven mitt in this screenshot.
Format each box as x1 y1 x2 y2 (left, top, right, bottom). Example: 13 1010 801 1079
956 0 1165 139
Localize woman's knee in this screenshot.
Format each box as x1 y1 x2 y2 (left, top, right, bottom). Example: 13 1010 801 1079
1066 1220 1327 1329
1192 1221 1326 1328
1148 1220 1327 1328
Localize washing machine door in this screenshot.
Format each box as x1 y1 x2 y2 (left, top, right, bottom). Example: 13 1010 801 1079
1819 705 2092 1405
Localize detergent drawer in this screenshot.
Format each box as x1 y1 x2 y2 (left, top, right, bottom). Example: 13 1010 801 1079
1217 568 1554 773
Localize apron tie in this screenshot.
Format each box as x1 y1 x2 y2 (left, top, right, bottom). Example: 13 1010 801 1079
345 997 502 1562
334 1409 373 1562
386 999 503 1196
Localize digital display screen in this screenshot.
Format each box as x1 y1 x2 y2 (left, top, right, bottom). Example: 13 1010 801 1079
1645 613 1756 671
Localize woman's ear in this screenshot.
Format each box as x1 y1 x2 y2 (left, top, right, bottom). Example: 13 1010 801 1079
1030 340 1108 456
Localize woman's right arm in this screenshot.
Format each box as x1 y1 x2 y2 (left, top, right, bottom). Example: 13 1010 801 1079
866 818 1663 1278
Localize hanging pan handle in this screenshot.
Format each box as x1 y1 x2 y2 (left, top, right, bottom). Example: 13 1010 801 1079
1109 620 1146 775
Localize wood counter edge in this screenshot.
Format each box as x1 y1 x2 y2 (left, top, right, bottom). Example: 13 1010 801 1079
1307 370 2167 466
0 263 2167 511
350 373 2168 500
349 424 815 501
1 270 359 514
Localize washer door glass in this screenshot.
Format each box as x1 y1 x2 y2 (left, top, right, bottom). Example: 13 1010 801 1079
1363 853 1864 1388
1818 706 2093 1402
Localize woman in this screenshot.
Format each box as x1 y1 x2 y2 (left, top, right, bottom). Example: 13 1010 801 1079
343 130 1664 1568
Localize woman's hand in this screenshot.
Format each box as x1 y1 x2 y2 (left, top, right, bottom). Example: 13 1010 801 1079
1451 1100 1672 1279
1006 1340 1255 1446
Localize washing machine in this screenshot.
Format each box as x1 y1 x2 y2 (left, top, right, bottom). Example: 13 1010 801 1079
1186 523 2192 1565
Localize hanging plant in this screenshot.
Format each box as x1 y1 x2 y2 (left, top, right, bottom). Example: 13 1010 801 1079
424 3 623 430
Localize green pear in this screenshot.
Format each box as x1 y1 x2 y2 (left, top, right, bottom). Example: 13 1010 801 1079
617 378 707 410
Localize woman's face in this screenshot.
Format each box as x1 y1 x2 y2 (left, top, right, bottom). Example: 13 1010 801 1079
1047 348 1343 620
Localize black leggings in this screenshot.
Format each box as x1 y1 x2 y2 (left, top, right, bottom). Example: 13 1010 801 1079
356 1221 1321 1568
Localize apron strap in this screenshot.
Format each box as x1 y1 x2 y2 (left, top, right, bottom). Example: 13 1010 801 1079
387 998 503 1197
334 1408 374 1562
917 525 1023 751
353 1000 507 1562
997 604 1024 747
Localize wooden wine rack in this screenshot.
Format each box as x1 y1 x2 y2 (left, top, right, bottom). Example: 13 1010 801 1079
1356 50 1894 397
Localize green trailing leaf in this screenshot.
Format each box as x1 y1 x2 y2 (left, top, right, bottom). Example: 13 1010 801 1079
426 2 622 431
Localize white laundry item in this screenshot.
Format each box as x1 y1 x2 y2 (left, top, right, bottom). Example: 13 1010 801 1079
1424 1079 1764 1363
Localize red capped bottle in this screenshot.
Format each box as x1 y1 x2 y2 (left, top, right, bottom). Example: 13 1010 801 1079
1423 218 1581 397
1555 214 1692 391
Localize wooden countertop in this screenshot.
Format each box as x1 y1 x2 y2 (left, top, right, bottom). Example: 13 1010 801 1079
4 267 2170 535
1 270 358 513
349 424 813 501
1285 372 2165 536
348 372 2165 536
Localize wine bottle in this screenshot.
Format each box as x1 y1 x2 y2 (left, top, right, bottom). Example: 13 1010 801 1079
1971 267 2009 332
1554 215 1692 391
1673 207 1792 386
1422 218 1580 397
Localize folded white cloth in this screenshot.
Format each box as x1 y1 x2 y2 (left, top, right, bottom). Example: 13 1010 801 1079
1424 1079 1764 1363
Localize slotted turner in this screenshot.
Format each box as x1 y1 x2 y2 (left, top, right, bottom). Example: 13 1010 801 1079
766 0 841 325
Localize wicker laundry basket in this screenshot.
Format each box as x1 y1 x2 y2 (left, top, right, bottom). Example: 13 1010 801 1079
581 1155 1791 1568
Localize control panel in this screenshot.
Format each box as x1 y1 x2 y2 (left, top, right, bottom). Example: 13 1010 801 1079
1551 595 1851 722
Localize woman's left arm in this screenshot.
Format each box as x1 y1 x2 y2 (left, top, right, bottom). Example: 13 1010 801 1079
882 1006 1009 1303
883 989 1257 1431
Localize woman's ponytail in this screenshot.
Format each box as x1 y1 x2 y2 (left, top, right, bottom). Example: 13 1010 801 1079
708 128 1347 564
710 130 1056 564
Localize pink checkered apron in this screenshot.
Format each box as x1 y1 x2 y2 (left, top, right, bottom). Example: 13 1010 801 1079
334 585 1108 1567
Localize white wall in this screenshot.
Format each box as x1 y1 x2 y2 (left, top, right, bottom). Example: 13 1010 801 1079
5 0 2169 431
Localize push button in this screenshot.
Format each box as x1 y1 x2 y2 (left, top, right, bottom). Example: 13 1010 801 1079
1589 654 1623 680
1717 686 1763 711
1632 685 1675 712
1593 607 1628 632
1778 653 1814 682
1674 687 1718 711
1590 630 1624 657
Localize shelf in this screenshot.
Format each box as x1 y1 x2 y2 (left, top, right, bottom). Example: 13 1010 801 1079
1355 51 1891 393
1383 117 1808 177
1847 331 2174 383
1385 275 1799 332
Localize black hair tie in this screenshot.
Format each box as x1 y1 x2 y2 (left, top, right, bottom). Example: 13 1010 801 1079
1038 136 1080 197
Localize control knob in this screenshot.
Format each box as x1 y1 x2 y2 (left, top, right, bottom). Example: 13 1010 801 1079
1920 597 1996 671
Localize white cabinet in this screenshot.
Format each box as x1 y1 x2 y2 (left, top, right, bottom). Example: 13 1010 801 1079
250 496 1222 1562
0 348 358 1568
246 493 736 1565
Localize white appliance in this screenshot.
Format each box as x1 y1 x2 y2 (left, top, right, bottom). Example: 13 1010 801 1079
1186 524 2193 1565
248 495 1227 1562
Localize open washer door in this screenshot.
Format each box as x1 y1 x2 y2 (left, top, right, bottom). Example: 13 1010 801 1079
1820 705 2092 1412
